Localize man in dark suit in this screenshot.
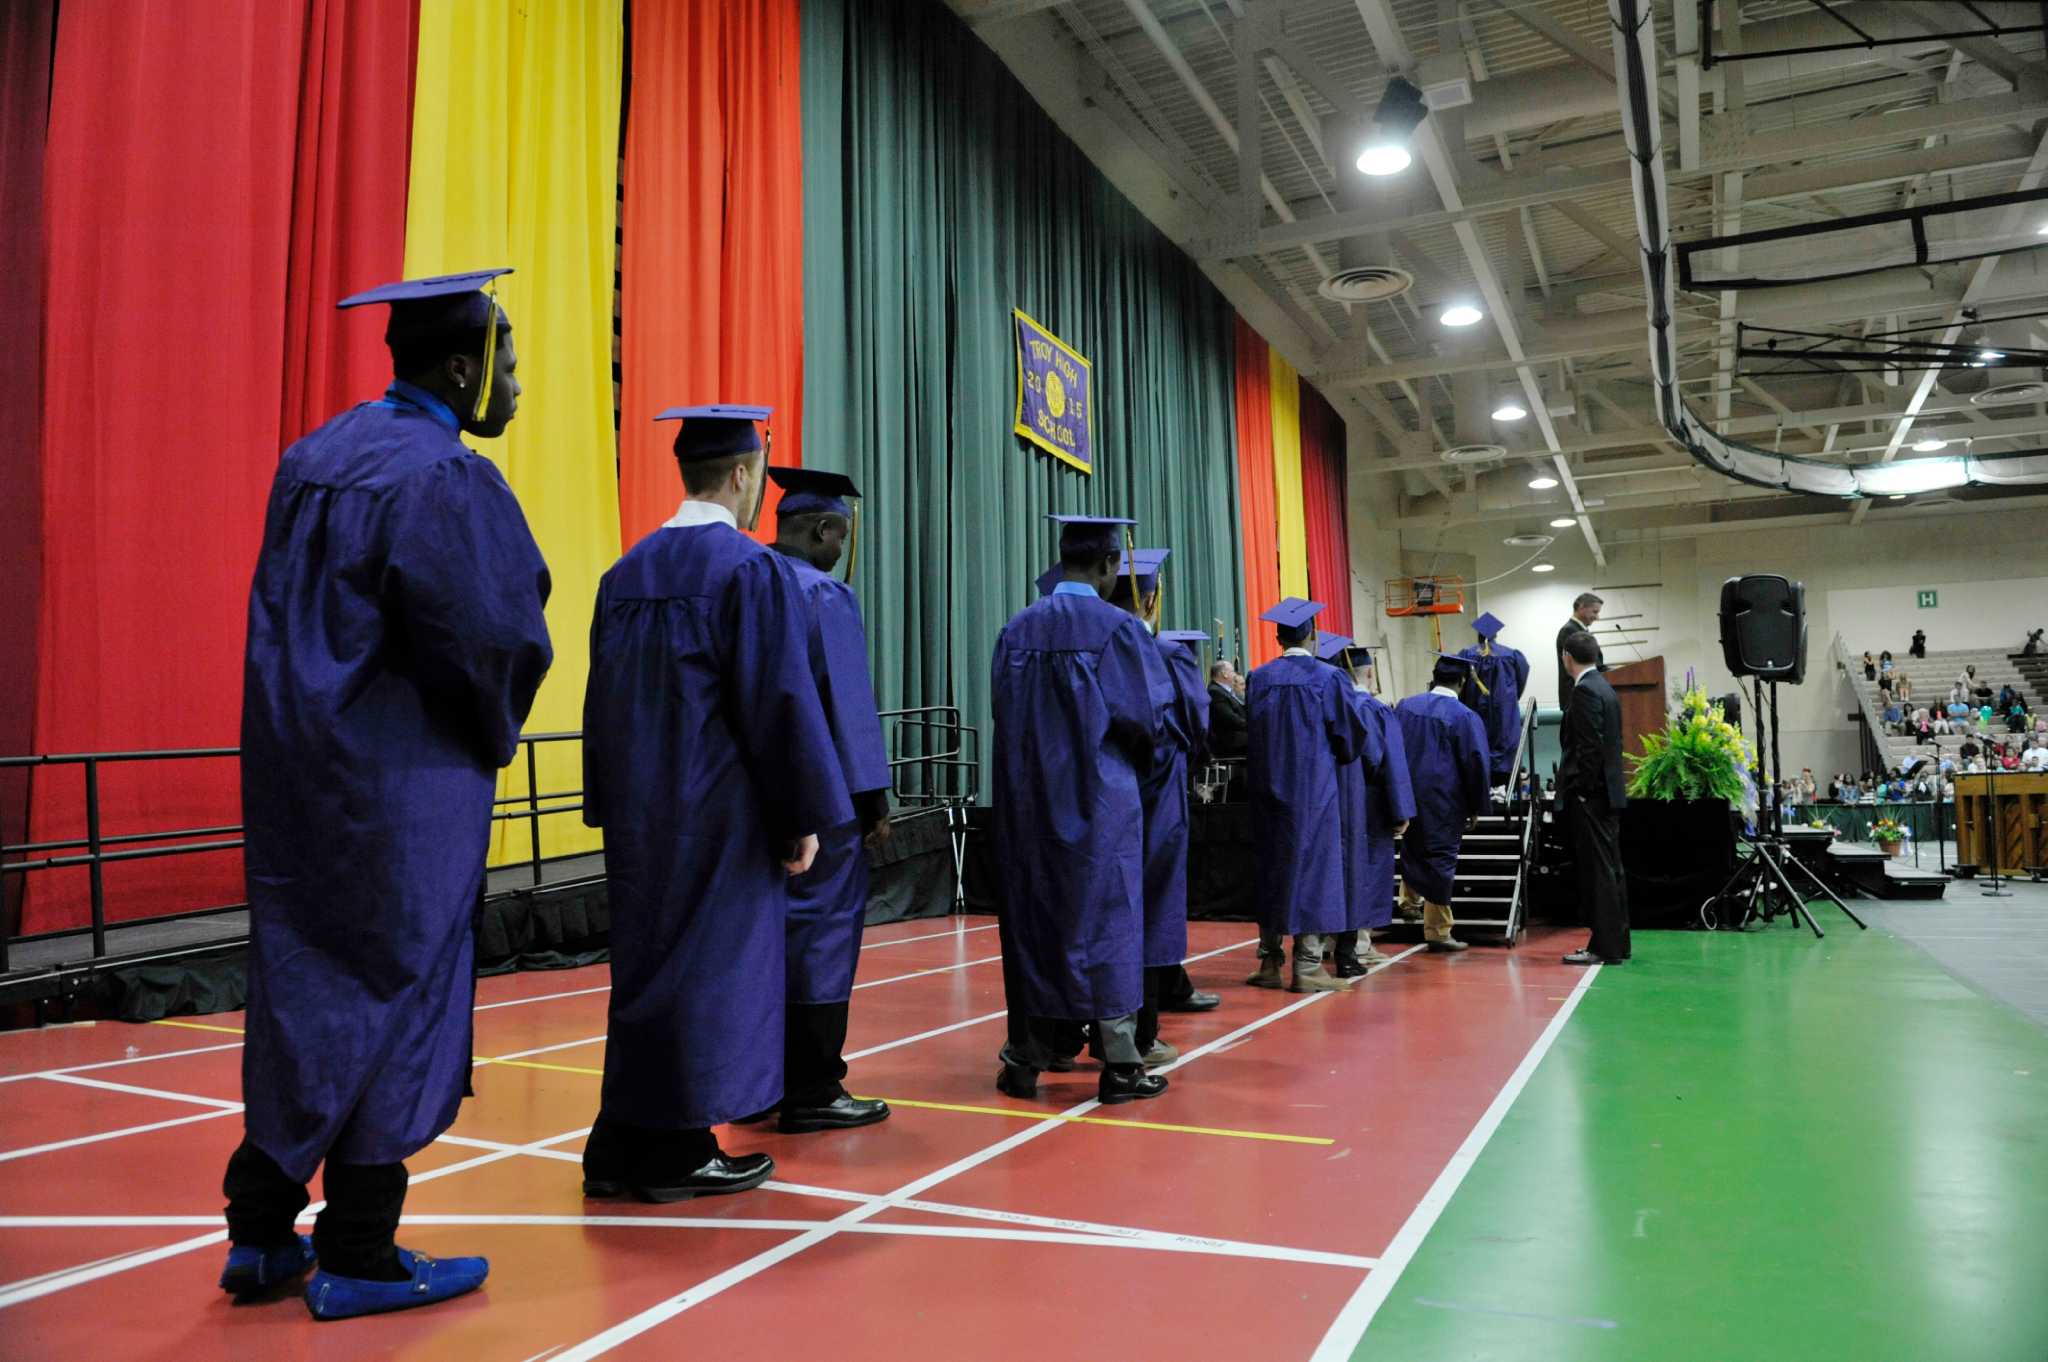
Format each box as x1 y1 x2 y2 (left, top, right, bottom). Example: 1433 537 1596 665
1555 591 1603 710
1557 631 1629 965
1207 660 1248 758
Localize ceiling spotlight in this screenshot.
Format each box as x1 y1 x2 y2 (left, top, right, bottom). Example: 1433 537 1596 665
1528 475 1559 490
1440 303 1484 327
1911 437 1946 453
2038 224 2048 236
1549 516 1576 528
1492 386 1527 422
1532 563 1556 573
1888 494 1907 500
1978 348 2006 363
1356 77 1427 178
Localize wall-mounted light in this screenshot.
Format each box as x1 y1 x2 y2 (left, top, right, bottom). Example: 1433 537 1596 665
1440 303 1483 327
1356 77 1427 177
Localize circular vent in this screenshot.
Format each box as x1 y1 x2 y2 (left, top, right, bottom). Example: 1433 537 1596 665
1441 442 1506 465
1971 380 2048 407
1318 265 1414 304
1502 533 1555 548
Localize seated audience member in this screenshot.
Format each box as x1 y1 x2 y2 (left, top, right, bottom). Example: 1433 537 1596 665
2035 715 2048 737
2003 751 2021 771
2010 703 2031 734
1914 712 1933 745
2022 741 2048 773
1997 684 2018 714
1895 675 1912 703
1882 699 1903 728
1947 682 1965 706
2024 626 2043 656
1960 738 1981 764
1959 664 1977 691
1910 628 1926 658
1879 650 1894 673
1861 651 1876 680
1877 673 1893 699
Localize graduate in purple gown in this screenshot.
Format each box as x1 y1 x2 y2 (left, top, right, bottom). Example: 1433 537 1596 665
225 270 552 1319
1325 644 1414 976
760 466 892 1134
1458 611 1531 785
580 406 851 1202
1394 653 1492 953
993 516 1175 1105
1246 599 1378 993
1105 552 1208 1066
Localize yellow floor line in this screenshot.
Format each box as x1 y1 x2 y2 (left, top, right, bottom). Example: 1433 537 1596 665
478 1057 605 1077
148 1019 246 1035
860 1095 1333 1146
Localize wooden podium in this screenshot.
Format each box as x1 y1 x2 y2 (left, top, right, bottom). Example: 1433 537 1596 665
1954 773 2048 876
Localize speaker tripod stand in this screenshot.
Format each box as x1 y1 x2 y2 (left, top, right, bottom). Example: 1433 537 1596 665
1706 679 1867 939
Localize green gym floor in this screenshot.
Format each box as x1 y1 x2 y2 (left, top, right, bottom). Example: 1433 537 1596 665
1348 908 2048 1361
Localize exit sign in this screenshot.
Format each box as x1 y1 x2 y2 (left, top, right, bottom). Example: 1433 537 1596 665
1916 590 1938 608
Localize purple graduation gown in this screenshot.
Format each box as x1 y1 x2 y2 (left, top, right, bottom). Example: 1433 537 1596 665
583 518 851 1130
1247 654 1377 937
241 384 553 1182
1392 690 1491 905
991 586 1172 1021
1347 692 1415 931
1141 633 1209 968
1458 643 1531 783
782 556 891 1004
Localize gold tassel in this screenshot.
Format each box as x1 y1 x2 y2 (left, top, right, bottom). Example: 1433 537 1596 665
1123 527 1139 617
844 500 861 583
471 286 500 424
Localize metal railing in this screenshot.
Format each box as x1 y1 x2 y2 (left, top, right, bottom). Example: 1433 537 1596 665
5 711 985 978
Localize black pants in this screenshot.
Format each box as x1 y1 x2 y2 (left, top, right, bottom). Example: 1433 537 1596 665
1134 966 1170 1052
1571 796 1630 960
785 1001 851 1108
583 1114 721 1186
223 1140 407 1280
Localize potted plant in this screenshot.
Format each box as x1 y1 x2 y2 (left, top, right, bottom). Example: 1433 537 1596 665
1627 687 1753 803
1870 817 1907 858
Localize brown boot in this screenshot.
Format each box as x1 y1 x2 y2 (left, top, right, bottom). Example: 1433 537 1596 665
1289 965 1352 992
1244 957 1284 989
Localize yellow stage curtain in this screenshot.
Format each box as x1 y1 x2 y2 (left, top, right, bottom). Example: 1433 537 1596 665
404 0 624 865
1268 346 1310 600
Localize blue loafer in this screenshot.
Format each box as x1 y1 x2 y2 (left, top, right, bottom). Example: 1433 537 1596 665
304 1247 488 1321
219 1234 316 1298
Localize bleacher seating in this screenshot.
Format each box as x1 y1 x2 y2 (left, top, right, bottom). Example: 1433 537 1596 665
1845 646 2045 770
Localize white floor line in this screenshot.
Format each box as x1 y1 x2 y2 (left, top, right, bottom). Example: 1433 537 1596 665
545 942 1428 1362
0 1039 246 1087
0 1125 592 1312
38 1073 243 1110
478 1033 609 1065
859 922 999 951
843 1010 1006 1060
473 984 615 1013
0 1107 240 1165
850 954 1004 991
1306 961 1603 1362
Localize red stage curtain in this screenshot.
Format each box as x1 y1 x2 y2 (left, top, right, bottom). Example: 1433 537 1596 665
1300 381 1353 639
26 1 415 933
0 0 54 940
1233 317 1282 669
617 0 805 549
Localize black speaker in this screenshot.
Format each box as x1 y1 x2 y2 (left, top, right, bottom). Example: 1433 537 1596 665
1719 575 1806 682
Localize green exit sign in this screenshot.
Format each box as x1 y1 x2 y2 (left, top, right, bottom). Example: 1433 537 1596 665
1916 590 1938 609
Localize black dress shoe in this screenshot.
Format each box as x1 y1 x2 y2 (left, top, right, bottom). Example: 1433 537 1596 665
1161 990 1221 1013
631 1152 775 1203
1098 1065 1168 1105
779 1094 890 1134
996 1064 1039 1099
1046 1053 1079 1072
1331 957 1368 978
1562 950 1623 966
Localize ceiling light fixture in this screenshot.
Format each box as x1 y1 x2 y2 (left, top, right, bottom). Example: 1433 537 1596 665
1356 77 1427 178
1528 474 1559 490
1440 302 1483 327
1911 437 1946 453
1532 563 1556 573
1492 384 1527 421
1549 516 1576 528
1978 348 2006 363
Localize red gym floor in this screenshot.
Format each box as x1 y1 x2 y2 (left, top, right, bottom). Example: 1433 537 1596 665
0 916 1587 1360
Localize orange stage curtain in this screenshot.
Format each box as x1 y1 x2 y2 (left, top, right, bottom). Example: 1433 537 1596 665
617 0 805 548
1300 380 1353 639
1233 317 1282 669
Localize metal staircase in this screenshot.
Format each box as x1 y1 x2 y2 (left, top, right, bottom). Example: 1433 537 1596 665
1391 697 1538 946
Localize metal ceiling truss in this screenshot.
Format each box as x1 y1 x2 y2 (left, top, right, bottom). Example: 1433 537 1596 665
1698 0 2048 69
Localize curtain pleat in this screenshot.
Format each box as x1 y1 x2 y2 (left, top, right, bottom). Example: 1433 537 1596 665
404 0 624 865
1269 346 1310 602
1233 318 1281 669
27 0 413 932
801 0 1244 753
0 0 53 938
1300 381 1353 639
618 0 805 550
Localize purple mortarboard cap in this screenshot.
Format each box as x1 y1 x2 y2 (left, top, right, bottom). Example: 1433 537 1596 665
338 268 514 347
1316 634 1355 662
1035 561 1065 598
1107 548 1170 603
1430 650 1477 672
767 467 860 519
1046 513 1135 558
1160 630 1210 647
1473 611 1506 640
655 404 772 462
1260 597 1325 630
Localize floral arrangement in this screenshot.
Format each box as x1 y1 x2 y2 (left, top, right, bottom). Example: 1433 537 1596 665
1869 817 1906 846
1626 685 1755 802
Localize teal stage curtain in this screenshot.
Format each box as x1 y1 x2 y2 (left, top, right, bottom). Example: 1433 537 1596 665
801 0 1244 770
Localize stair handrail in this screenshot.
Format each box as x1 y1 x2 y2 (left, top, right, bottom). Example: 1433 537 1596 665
1832 632 1896 769
1504 696 1539 943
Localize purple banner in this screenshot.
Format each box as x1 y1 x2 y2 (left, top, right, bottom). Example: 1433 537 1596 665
1012 309 1093 474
